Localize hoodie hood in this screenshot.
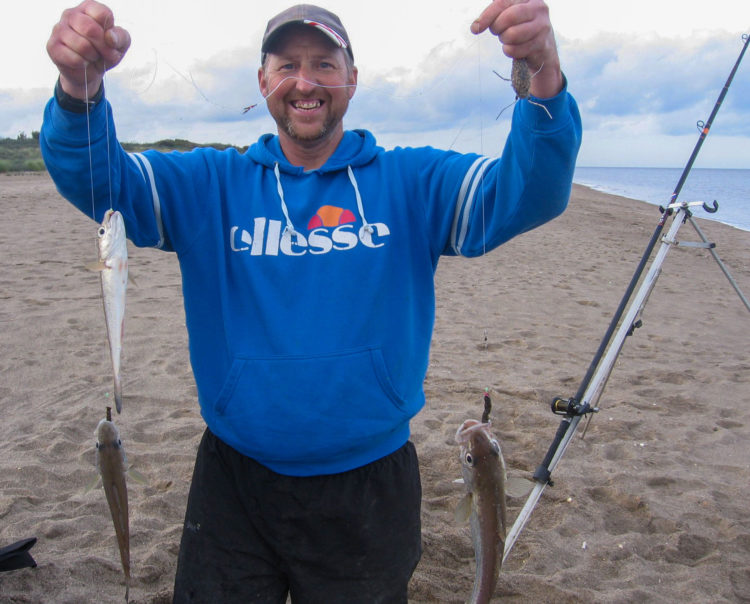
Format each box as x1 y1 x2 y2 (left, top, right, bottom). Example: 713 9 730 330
247 129 381 174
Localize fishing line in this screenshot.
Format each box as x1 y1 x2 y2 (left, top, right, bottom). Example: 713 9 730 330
84 67 97 222
476 40 487 259
161 58 238 112
124 37 496 159
102 68 114 214
83 63 114 219
130 48 159 96
241 39 484 116
247 39 483 106
474 32 493 405
257 75 358 104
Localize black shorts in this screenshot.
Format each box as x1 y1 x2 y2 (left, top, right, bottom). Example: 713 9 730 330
173 429 422 603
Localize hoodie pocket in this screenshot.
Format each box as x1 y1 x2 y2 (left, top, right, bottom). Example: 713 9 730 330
209 347 414 464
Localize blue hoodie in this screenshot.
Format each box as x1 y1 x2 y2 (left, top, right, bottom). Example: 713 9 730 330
41 86 581 476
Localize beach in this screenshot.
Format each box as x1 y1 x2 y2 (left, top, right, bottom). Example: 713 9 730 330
1 172 749 603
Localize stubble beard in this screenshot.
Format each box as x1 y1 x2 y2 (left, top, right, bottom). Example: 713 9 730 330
280 114 337 145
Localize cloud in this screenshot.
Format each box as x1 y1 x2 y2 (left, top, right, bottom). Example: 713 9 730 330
562 32 750 137
3 30 748 167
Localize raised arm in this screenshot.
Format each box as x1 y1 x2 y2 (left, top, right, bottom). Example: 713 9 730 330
46 0 131 100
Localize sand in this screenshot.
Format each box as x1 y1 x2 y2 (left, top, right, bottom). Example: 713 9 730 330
1 171 749 603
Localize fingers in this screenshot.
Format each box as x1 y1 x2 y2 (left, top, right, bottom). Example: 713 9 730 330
473 1 548 47
47 0 130 99
471 0 519 35
105 26 132 57
472 1 551 53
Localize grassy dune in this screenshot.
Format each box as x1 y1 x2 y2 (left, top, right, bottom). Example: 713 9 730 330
0 134 247 173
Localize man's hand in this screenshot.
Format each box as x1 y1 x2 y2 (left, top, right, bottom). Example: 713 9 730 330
47 0 131 100
472 0 563 99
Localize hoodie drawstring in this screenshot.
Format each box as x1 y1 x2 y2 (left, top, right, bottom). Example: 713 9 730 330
272 163 375 239
347 166 373 235
274 163 298 239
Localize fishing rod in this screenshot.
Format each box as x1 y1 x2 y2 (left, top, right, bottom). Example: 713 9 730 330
503 31 750 563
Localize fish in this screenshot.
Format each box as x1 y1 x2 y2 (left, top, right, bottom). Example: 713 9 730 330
95 408 130 602
455 419 508 604
94 209 128 414
455 419 532 603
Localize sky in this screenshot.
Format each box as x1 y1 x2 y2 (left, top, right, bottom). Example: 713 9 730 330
1 0 749 168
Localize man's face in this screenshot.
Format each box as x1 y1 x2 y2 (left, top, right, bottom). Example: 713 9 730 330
258 26 357 148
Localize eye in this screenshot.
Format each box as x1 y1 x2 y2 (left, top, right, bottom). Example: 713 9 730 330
97 227 106 237
490 439 500 454
464 452 474 466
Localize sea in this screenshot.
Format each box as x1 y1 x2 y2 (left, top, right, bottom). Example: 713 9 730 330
573 167 750 232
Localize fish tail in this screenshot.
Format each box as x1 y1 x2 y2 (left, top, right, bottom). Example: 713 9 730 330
114 378 122 414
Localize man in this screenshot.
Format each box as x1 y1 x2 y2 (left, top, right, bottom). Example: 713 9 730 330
42 2 581 602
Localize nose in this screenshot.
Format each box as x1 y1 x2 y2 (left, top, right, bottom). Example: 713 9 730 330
294 66 318 93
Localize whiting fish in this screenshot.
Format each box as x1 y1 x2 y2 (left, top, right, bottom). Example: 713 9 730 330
455 420 531 603
93 209 128 413
95 408 131 602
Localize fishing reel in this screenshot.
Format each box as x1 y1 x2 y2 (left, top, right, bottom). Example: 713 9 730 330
550 396 598 417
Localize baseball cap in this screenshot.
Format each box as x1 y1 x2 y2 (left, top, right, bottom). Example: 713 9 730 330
261 4 353 62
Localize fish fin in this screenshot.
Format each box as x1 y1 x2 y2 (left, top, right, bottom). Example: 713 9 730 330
85 260 107 272
84 474 102 494
127 467 149 486
128 273 137 286
455 494 473 524
505 476 534 499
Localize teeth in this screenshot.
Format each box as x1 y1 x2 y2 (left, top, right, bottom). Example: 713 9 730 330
294 100 321 110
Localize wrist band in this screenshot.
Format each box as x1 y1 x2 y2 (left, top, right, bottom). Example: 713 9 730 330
54 78 104 114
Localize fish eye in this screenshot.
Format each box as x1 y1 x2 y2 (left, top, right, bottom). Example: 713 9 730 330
97 227 106 237
464 452 474 466
490 439 500 454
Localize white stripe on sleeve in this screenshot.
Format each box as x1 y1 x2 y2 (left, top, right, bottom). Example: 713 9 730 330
450 156 492 255
128 152 165 249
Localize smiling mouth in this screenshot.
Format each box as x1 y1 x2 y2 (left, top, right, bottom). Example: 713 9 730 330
292 99 322 111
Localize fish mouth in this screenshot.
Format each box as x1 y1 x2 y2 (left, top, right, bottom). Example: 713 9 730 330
455 419 490 443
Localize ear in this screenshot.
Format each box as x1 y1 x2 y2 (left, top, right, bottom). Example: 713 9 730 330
347 66 358 100
258 66 268 97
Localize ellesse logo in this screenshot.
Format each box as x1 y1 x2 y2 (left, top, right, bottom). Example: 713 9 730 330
230 205 390 256
308 205 356 228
